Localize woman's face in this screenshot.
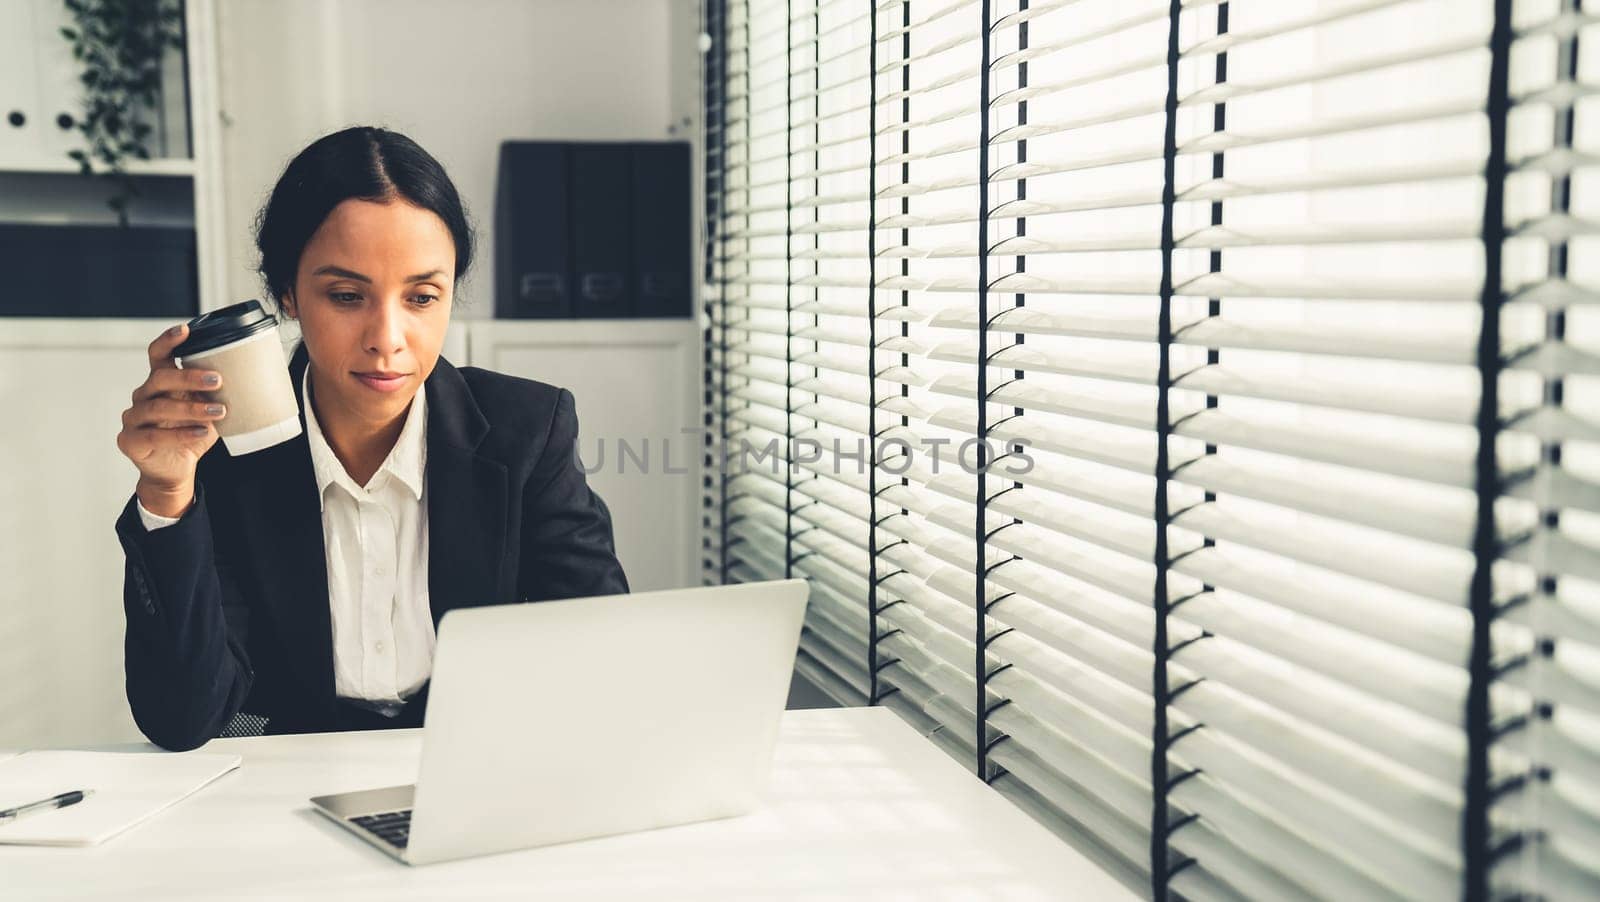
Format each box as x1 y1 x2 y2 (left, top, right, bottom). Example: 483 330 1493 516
280 198 455 431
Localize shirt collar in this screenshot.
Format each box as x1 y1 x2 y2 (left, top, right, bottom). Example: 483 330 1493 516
302 364 427 510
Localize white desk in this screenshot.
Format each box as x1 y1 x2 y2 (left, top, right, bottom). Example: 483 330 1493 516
5 708 1135 900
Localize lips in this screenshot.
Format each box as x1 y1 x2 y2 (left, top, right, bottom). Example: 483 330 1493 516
354 371 411 393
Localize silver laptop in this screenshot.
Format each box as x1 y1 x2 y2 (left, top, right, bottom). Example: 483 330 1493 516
309 578 809 865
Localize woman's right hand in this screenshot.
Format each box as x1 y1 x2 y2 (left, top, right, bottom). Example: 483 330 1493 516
116 323 228 519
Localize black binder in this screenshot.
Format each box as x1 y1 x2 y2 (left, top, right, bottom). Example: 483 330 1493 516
495 140 692 319
631 142 692 318
495 143 570 318
569 143 633 318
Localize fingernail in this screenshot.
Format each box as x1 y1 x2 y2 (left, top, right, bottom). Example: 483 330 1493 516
205 404 225 416
167 323 184 337
202 372 221 387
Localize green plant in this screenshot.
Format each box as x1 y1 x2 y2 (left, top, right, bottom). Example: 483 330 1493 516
59 0 185 226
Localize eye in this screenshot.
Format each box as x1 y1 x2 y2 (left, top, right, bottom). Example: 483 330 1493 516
329 291 362 305
412 294 440 306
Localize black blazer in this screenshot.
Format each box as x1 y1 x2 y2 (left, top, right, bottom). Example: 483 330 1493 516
114 343 629 751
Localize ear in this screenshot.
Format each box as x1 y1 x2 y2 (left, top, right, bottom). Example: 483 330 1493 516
279 290 297 321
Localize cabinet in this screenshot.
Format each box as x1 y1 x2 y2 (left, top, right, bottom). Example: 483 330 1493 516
0 0 226 315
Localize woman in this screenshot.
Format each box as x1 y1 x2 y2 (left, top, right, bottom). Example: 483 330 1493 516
113 127 629 752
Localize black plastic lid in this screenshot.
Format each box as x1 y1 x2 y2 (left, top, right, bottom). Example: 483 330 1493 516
172 299 278 358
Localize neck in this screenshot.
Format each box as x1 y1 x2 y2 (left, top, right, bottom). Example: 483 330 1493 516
307 365 410 487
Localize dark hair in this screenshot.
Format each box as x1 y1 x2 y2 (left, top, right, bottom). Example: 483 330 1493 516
254 126 474 309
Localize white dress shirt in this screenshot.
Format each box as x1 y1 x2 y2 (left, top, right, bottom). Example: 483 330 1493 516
138 366 435 716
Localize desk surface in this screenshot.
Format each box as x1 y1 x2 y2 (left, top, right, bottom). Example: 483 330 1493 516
5 707 1134 900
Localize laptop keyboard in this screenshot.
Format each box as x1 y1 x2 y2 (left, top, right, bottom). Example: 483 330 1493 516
351 809 412 849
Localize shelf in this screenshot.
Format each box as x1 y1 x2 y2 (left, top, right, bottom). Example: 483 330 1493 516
0 157 195 178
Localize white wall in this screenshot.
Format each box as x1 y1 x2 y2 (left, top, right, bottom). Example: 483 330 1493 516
215 0 692 320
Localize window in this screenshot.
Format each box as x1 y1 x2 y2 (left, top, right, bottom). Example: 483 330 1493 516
702 1 1600 897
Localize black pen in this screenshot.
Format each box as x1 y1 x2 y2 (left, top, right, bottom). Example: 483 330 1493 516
0 790 95 825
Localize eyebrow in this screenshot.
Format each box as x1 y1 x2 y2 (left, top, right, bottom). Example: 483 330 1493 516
312 265 446 283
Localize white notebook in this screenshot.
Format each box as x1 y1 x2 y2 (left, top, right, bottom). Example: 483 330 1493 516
0 750 240 846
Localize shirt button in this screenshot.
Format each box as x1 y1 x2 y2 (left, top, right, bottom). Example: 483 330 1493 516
375 640 386 653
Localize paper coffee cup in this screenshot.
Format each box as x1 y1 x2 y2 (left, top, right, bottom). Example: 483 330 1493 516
172 300 302 455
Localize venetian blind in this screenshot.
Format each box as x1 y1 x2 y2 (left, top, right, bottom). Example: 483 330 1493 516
701 1 1600 898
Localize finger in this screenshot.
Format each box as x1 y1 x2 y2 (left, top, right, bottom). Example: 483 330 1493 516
147 322 190 371
132 397 226 430
171 422 217 450
132 421 215 448
134 366 222 404
140 397 226 429
124 424 213 464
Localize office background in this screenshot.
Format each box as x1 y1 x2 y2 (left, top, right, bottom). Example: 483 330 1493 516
2 0 1599 899
0 0 712 748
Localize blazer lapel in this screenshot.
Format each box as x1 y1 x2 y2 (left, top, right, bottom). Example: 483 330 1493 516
232 343 335 715
424 356 509 627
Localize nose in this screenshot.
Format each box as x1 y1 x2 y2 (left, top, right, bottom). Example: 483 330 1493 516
363 296 406 358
